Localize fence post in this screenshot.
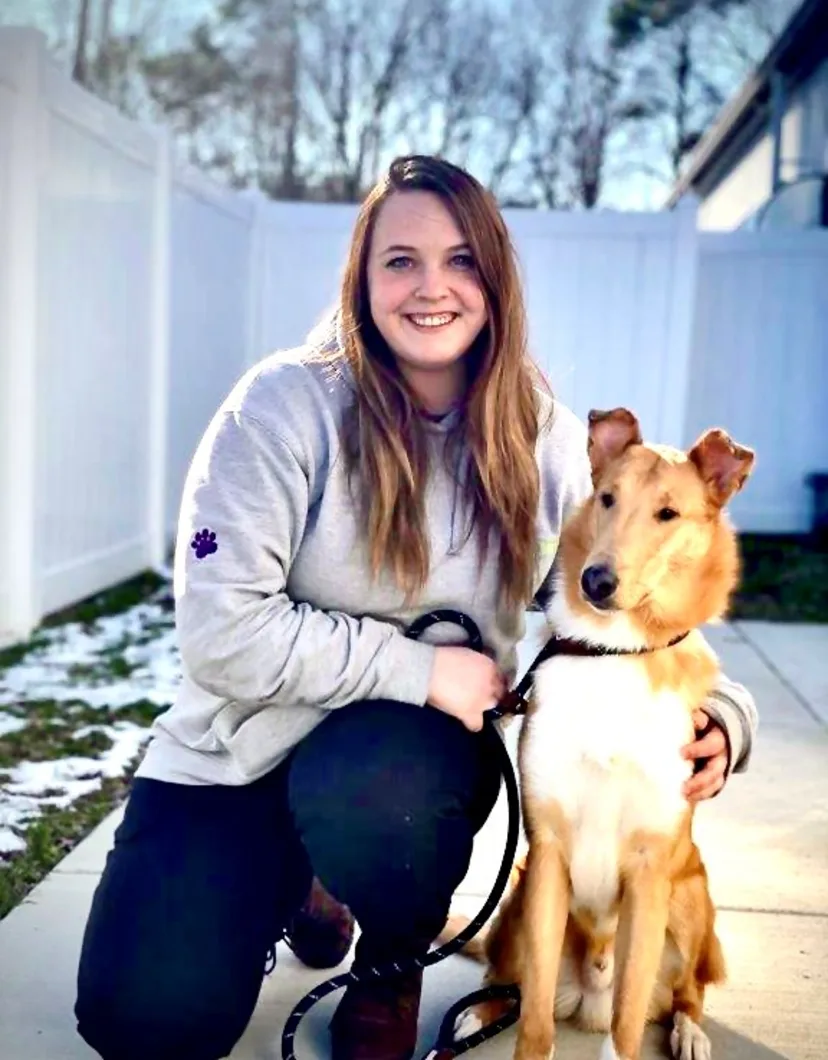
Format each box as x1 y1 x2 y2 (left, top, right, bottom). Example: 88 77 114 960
0 29 45 644
147 127 172 571
659 195 701 447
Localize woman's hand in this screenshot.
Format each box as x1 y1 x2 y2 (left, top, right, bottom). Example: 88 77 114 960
682 709 729 802
427 647 507 732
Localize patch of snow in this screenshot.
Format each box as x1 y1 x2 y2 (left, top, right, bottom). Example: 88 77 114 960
0 603 180 709
0 594 177 864
0 828 26 856
0 712 27 738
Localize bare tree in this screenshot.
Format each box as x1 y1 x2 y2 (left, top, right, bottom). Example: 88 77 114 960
504 0 637 209
230 0 315 197
610 0 790 186
142 21 241 176
402 0 540 197
300 0 436 200
71 0 93 84
569 45 626 208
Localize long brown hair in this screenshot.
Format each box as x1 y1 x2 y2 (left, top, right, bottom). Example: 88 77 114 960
323 155 544 610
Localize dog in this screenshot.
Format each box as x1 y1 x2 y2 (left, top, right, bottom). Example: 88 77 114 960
446 407 754 1060
441 853 619 1036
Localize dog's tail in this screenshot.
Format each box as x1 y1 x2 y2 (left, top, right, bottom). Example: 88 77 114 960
435 914 488 963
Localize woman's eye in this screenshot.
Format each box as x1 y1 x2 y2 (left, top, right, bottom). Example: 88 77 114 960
385 256 413 270
600 492 614 509
657 507 679 522
451 253 475 269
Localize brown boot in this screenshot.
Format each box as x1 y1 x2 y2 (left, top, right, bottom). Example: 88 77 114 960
283 876 355 970
330 968 423 1060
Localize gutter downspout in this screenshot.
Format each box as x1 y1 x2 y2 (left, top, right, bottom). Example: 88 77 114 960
769 70 786 194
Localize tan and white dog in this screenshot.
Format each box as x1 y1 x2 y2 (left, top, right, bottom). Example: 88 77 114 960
447 408 754 1060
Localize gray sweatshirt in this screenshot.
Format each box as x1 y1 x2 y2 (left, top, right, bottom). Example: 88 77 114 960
136 346 757 786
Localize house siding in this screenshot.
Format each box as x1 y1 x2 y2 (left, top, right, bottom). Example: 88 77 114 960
696 56 828 230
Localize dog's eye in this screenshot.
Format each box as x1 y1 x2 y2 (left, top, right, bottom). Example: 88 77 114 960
600 492 614 509
656 507 679 522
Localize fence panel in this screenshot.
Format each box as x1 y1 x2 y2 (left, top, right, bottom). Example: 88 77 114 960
688 231 828 532
34 51 159 617
506 206 699 444
165 172 256 536
255 201 357 355
0 31 34 642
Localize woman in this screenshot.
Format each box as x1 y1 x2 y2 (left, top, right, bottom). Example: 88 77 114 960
75 155 756 1060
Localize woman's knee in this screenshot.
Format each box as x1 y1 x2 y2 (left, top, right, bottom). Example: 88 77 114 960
287 700 502 929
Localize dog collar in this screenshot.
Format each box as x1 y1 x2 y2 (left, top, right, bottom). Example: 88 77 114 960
498 630 691 718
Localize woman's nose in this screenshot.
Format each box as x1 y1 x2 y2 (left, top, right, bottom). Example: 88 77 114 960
415 265 449 300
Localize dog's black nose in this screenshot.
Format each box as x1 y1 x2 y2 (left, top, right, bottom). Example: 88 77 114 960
581 564 619 606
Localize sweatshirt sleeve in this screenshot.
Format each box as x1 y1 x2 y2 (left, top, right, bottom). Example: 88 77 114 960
703 673 758 776
173 408 436 710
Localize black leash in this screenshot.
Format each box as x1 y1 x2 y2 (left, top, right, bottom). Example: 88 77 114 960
281 610 530 1060
280 610 694 1060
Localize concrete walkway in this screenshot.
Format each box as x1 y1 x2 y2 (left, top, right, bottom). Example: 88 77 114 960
1 618 826 1060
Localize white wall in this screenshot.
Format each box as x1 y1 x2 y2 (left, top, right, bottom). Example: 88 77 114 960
256 201 357 355
0 37 22 638
698 133 777 231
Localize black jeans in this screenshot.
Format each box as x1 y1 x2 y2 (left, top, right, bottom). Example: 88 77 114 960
75 699 502 1060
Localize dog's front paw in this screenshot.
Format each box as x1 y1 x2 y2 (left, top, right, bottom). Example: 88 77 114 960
454 1010 483 1040
670 1012 712 1060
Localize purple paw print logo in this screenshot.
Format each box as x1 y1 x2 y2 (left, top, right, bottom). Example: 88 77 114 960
191 528 218 559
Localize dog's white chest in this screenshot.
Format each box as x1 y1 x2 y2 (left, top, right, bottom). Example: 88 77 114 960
522 655 694 913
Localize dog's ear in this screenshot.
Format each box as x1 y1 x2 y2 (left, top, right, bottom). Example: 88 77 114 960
688 428 755 506
587 408 642 482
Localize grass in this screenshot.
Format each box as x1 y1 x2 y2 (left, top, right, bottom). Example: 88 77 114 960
0 570 171 675
0 697 161 769
731 533 828 623
43 570 170 628
0 570 172 920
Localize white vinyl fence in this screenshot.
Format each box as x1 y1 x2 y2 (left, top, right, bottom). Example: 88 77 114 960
687 231 828 532
1 28 826 645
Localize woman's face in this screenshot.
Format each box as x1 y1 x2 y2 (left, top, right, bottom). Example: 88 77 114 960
366 190 488 412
